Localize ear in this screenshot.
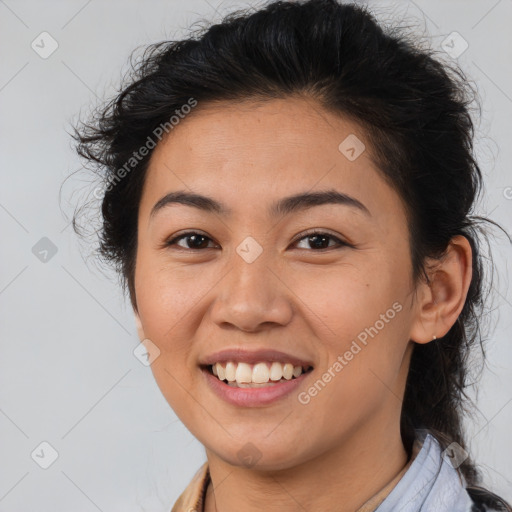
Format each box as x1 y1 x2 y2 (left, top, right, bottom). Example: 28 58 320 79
409 235 472 344
134 310 146 341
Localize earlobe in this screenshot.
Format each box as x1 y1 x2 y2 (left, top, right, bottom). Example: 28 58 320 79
409 235 472 345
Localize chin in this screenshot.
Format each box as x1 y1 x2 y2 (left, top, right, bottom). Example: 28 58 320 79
206 437 313 472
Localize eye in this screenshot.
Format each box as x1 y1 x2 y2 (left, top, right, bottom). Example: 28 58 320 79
165 231 218 250
292 230 350 251
164 229 351 251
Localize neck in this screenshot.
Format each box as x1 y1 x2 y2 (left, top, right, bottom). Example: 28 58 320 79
204 413 408 512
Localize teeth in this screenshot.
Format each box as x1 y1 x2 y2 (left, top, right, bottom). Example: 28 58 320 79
228 381 280 388
252 362 270 383
282 363 293 380
225 361 237 382
211 361 310 385
235 362 252 383
269 362 283 381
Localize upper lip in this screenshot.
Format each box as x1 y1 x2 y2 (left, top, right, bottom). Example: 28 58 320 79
199 348 314 368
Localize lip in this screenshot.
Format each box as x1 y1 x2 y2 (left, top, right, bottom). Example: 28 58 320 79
199 348 314 368
201 366 313 407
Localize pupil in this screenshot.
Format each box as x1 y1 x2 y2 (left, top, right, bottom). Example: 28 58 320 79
310 234 329 249
189 235 208 249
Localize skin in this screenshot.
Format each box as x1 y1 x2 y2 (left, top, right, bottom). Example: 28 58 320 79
133 96 472 512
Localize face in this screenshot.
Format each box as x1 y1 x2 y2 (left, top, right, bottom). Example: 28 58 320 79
134 96 421 470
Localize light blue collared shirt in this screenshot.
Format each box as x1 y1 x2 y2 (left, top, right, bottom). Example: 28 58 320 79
376 432 480 512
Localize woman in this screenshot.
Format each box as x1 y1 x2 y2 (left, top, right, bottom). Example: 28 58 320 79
71 0 511 510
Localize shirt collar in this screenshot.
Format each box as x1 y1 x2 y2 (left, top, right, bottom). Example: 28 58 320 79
170 461 209 512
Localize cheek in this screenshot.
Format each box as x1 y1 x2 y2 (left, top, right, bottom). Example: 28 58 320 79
134 263 207 416
135 251 202 325
290 259 402 341
301 311 408 432
133 257 208 375
293 261 410 399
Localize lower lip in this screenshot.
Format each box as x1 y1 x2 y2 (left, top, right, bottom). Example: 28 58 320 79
201 367 312 407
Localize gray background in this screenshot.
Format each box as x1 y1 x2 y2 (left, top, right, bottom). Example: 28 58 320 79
1 0 511 510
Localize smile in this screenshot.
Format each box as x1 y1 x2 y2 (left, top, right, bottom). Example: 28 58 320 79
208 361 313 387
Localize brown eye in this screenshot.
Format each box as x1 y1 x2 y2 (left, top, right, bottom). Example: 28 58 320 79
166 232 216 250
294 230 349 251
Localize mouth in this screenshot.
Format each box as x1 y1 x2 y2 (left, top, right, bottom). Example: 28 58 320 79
200 362 314 388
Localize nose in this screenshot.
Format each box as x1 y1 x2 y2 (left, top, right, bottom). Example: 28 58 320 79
208 248 293 333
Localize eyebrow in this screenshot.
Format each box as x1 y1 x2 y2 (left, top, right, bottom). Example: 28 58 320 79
149 188 371 220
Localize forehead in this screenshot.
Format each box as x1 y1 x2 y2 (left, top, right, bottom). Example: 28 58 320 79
140 97 405 226
149 97 369 173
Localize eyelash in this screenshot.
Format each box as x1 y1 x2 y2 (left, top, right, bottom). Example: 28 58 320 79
164 229 351 252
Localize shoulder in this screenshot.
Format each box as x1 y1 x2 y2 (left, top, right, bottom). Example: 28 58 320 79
170 461 210 512
412 432 510 512
376 432 502 512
